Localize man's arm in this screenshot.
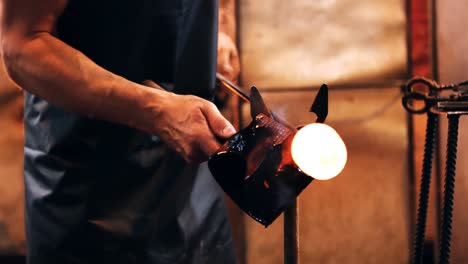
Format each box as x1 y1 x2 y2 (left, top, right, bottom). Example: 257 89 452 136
0 0 235 163
217 0 240 82
219 0 236 41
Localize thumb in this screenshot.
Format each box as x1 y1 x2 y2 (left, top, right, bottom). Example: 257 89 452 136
201 102 236 139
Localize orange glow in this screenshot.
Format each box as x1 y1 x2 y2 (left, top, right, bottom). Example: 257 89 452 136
291 123 347 180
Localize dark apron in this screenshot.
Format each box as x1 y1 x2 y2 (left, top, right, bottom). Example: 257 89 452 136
23 0 236 263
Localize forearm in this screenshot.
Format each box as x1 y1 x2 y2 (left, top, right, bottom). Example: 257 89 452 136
219 0 236 40
0 0 236 163
2 32 166 132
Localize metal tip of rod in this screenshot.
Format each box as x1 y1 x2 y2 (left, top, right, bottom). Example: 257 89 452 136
216 73 251 103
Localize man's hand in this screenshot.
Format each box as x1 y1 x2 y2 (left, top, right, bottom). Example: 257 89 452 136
152 92 236 163
217 31 240 83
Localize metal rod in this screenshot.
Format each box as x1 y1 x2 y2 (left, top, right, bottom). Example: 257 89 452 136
284 200 299 264
412 113 438 264
216 73 251 102
144 75 251 103
439 114 460 264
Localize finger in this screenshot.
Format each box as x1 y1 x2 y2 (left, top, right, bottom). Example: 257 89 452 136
199 135 222 157
201 102 236 138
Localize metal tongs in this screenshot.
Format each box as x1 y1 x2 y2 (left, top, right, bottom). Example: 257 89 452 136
402 77 468 115
402 77 468 264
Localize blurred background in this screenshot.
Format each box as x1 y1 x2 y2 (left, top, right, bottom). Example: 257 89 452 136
2 0 468 263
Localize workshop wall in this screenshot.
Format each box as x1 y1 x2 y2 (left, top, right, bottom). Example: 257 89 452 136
436 1 468 262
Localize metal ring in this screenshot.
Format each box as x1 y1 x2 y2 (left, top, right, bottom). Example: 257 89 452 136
402 92 430 114
405 77 438 95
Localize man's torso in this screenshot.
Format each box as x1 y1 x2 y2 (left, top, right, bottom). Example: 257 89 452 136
23 1 235 263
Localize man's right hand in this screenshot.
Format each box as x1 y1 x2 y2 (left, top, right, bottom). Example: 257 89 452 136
151 92 236 163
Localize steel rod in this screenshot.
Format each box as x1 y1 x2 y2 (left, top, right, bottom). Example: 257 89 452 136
439 114 460 264
216 73 251 102
284 200 299 264
412 113 438 264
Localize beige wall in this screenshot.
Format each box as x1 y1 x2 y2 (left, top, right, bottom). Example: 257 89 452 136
239 0 407 89
436 1 468 262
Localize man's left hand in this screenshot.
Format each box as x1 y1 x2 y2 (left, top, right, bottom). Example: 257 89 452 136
217 31 240 83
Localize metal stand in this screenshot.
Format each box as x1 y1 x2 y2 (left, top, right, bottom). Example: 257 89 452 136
284 200 299 264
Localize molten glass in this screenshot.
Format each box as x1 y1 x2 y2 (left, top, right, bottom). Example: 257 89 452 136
291 123 347 180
